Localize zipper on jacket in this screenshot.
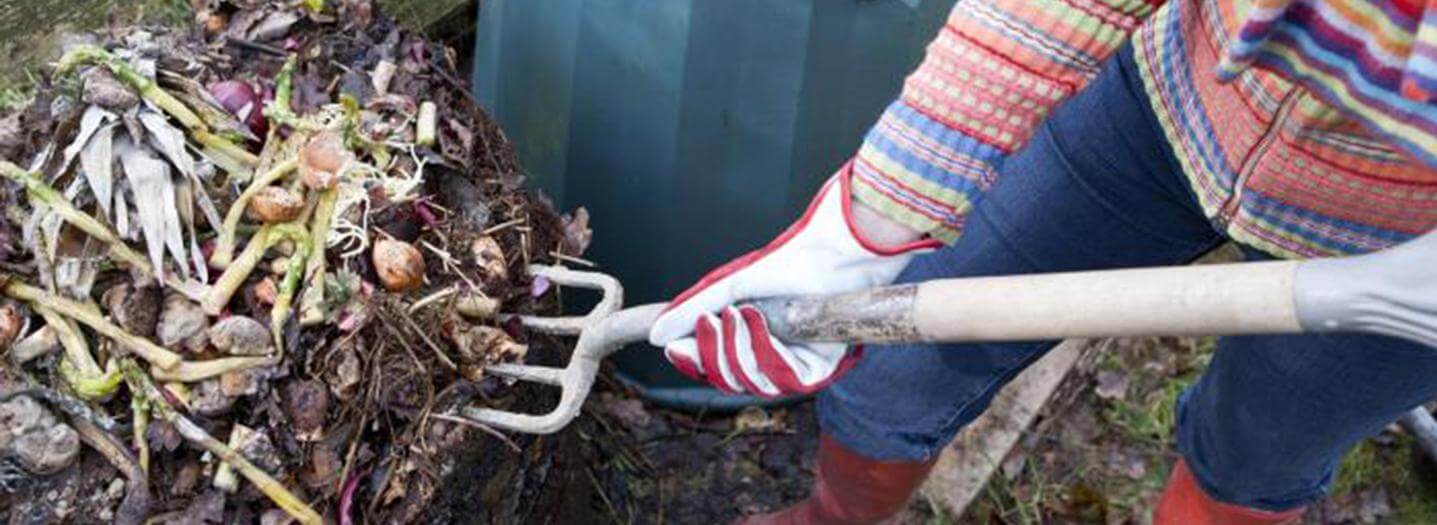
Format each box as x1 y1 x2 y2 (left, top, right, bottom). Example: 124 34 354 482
1218 88 1304 228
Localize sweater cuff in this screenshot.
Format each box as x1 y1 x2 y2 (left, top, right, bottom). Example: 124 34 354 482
850 100 1008 245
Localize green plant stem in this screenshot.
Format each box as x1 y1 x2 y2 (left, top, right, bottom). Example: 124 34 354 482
202 222 308 318
148 355 277 382
36 306 99 374
4 280 182 370
298 188 337 326
58 46 206 131
46 303 124 401
132 401 149 473
417 101 437 147
209 158 298 269
1 162 153 278
59 358 123 401
204 226 273 314
263 56 300 129
120 359 322 525
58 46 256 168
266 225 310 353
196 130 260 167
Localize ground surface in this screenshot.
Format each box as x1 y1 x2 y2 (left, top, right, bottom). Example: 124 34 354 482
592 333 1437 525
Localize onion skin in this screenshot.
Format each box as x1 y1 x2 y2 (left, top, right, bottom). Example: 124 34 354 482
299 132 348 190
249 186 305 223
208 80 267 136
0 301 22 351
372 240 425 293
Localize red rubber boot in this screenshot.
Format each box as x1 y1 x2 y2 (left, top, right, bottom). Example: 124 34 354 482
1154 460 1306 525
736 434 938 525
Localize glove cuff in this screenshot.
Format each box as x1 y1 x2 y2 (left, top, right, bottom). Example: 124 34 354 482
835 161 943 256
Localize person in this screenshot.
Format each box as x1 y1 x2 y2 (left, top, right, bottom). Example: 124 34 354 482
647 1 1437 523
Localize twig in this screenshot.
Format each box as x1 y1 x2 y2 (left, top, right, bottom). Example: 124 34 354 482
549 251 597 268
121 359 322 525
69 418 151 525
481 218 524 236
416 102 437 147
407 286 456 314
35 306 99 375
586 466 626 525
402 316 457 372
430 413 522 453
224 37 287 57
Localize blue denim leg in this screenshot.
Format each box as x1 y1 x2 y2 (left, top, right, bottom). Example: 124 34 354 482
1178 247 1437 512
817 47 1224 461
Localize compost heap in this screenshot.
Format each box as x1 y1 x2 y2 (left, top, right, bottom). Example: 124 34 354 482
0 1 593 523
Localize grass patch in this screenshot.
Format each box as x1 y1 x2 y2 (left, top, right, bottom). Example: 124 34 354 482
1330 433 1437 524
1102 380 1187 449
0 86 33 112
1333 439 1386 497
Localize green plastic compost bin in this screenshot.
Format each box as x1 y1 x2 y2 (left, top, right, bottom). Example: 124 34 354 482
472 0 957 410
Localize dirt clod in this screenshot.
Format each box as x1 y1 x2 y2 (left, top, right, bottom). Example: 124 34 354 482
207 316 271 355
157 294 209 353
0 396 80 475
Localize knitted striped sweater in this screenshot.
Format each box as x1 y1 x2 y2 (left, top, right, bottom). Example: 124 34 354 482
852 0 1437 258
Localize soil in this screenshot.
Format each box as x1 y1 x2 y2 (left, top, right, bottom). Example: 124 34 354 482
584 388 819 525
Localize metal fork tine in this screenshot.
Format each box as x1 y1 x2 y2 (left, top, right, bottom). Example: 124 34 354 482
460 266 663 434
486 363 565 385
513 315 588 335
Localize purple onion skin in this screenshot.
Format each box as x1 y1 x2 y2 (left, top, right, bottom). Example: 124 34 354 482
208 80 268 136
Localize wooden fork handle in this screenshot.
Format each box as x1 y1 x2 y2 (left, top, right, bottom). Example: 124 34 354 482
750 261 1302 344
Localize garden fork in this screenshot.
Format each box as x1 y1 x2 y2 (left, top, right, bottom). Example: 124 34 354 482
460 228 1437 434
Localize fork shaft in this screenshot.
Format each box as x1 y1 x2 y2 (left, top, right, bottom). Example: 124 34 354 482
751 260 1302 344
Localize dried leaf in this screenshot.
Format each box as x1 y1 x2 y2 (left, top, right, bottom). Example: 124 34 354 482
146 419 182 452
81 67 139 110
561 207 592 256
284 380 330 440
176 177 208 283
200 146 252 183
600 397 652 429
158 71 259 142
139 110 195 178
247 10 302 42
117 136 173 281
78 121 118 217
1104 448 1147 480
160 176 190 280
1094 369 1128 401
53 256 99 298
734 406 784 432
59 105 115 177
165 490 225 525
113 181 131 239
187 161 224 229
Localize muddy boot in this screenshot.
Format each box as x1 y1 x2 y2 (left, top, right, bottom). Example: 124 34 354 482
736 434 937 525
1153 460 1305 525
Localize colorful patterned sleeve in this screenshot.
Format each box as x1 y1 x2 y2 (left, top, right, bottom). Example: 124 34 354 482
851 0 1166 243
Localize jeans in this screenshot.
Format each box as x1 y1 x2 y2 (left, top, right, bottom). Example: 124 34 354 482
816 45 1437 511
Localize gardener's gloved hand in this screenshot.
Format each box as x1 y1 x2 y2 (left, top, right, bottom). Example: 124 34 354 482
649 164 939 397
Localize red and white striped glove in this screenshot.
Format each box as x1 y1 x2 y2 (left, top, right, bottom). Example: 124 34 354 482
649 165 939 397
